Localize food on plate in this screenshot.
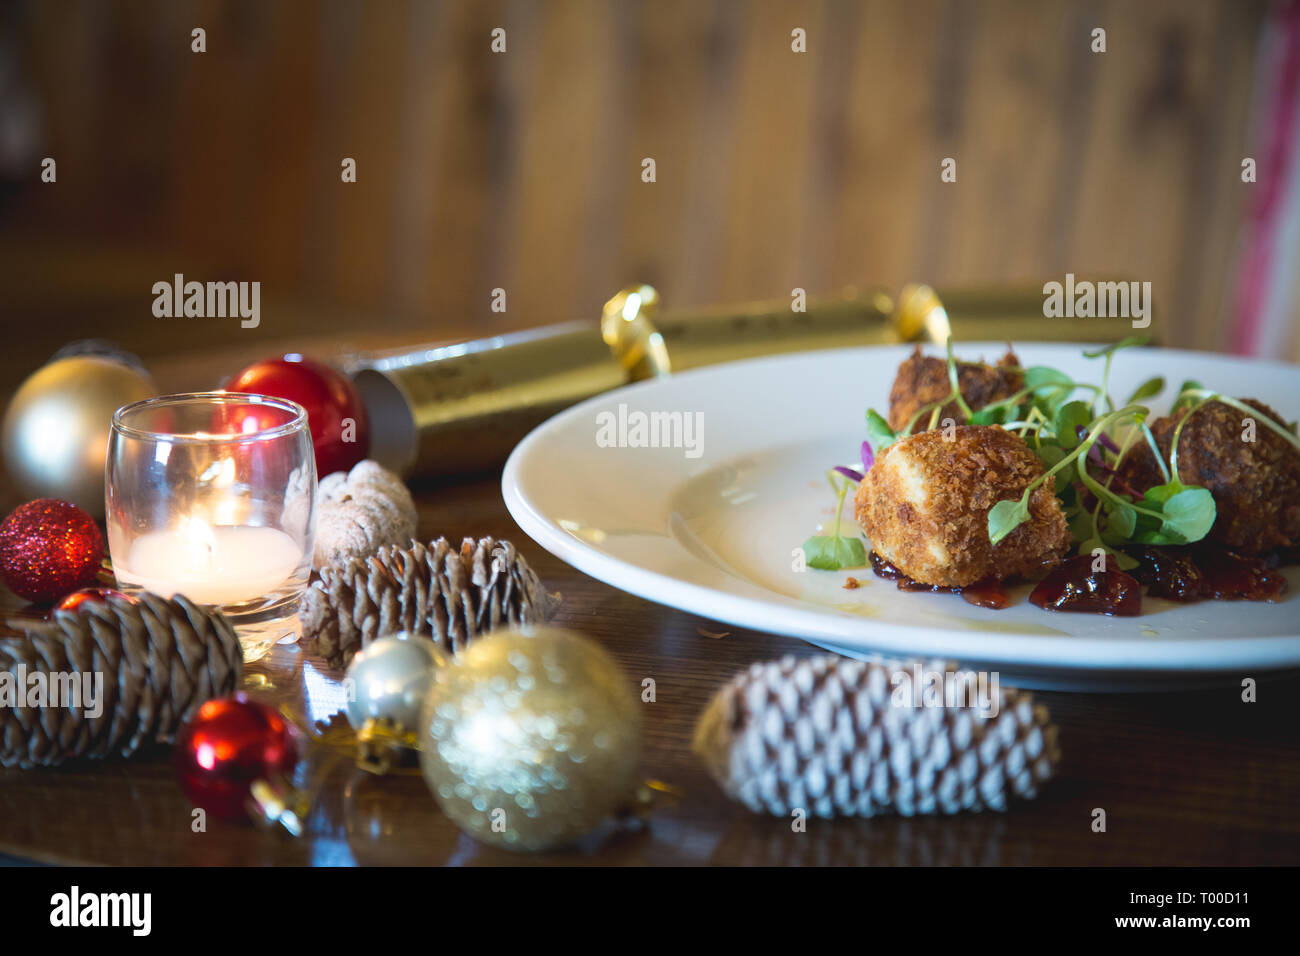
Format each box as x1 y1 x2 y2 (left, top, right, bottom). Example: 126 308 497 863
1116 398 1300 553
855 426 1070 587
801 337 1300 616
886 346 1023 432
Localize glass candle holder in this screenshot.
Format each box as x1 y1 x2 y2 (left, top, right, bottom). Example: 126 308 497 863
106 392 316 661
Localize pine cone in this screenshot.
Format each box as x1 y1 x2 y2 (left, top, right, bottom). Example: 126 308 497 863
314 460 418 569
0 593 242 768
299 536 559 668
693 654 1059 818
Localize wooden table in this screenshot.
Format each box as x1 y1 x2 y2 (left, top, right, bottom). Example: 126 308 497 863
1 334 1297 866
0 469 1296 866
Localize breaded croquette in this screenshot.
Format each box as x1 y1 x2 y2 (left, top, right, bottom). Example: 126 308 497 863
1116 398 1300 553
887 347 1023 432
856 425 1071 587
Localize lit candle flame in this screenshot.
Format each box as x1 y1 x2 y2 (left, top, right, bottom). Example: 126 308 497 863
212 458 238 525
182 515 217 569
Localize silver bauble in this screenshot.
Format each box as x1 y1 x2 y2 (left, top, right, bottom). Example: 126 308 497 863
2 355 155 517
419 626 643 852
344 633 442 734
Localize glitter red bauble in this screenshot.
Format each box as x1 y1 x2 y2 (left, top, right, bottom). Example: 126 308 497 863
53 587 134 613
175 694 300 822
223 355 370 477
0 499 105 603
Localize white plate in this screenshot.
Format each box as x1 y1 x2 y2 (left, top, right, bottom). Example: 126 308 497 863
502 344 1300 690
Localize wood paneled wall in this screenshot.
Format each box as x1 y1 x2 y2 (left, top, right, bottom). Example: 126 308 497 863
0 0 1274 364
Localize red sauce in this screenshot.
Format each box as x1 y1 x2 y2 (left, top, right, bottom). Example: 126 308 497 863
1029 555 1142 616
959 580 1012 610
1132 545 1289 603
868 546 1294 616
869 552 1010 609
1127 546 1204 601
869 551 905 581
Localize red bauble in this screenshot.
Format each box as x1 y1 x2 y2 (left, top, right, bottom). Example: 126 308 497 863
223 355 370 477
53 587 135 613
175 694 300 821
0 499 105 603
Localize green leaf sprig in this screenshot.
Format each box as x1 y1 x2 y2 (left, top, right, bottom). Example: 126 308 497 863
988 404 1145 545
980 338 1196 564
801 470 868 571
866 409 896 455
987 399 1219 553
1083 335 1152 414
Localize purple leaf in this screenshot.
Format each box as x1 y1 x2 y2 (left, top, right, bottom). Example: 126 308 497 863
834 465 865 483
1077 424 1121 456
1080 446 1141 498
860 440 875 472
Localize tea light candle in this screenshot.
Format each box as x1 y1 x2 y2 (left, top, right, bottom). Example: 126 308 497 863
116 517 302 606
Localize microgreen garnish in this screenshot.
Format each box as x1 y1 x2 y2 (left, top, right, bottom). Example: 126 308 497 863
1084 335 1151 414
985 390 1216 552
945 337 975 422
1125 376 1165 406
1171 380 1202 413
1082 335 1150 360
1054 401 1092 450
801 471 867 571
978 337 1214 555
1138 419 1172 484
866 410 896 455
988 404 1150 545
802 337 1255 578
1022 366 1078 418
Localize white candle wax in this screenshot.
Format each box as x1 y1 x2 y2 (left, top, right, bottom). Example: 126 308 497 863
118 524 303 606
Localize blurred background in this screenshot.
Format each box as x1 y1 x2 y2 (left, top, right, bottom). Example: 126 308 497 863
0 0 1297 394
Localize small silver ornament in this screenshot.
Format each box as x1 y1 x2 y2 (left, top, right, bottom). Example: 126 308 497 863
344 632 442 735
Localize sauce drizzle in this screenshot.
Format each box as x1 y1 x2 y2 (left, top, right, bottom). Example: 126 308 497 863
868 546 1294 616
869 552 1010 609
1029 555 1141 616
1132 545 1289 603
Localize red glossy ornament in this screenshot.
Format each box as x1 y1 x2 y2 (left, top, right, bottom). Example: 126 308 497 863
52 587 134 613
0 499 105 603
223 355 370 477
174 694 300 821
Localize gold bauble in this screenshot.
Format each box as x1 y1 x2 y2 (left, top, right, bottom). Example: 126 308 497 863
1 356 155 518
419 626 642 852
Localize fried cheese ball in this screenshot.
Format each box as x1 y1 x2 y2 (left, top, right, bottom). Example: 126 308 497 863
1116 398 1300 553
856 425 1070 587
887 347 1023 432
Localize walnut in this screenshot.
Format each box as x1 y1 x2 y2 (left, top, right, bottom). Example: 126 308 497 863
313 460 417 570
